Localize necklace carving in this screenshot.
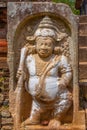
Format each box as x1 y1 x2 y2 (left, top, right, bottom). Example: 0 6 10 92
34 54 52 76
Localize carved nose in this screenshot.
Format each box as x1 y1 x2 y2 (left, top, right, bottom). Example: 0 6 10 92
41 45 45 48
41 46 46 50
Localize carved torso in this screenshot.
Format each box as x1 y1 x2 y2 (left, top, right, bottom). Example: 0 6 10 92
25 54 72 101
34 54 51 76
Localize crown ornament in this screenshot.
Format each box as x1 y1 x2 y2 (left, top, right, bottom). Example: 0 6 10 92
26 16 67 42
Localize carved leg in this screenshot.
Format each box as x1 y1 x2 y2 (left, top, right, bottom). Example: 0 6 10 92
48 112 61 130
21 112 40 126
21 100 41 127
54 91 72 118
48 91 72 129
48 119 61 130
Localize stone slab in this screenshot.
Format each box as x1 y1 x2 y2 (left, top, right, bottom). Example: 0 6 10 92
7 2 79 130
20 124 86 130
20 124 73 130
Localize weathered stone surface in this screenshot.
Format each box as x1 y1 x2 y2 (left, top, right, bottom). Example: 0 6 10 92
1 6 87 130
1 110 11 118
1 125 13 130
7 2 85 130
20 124 85 130
0 7 87 130
7 2 78 89
1 11 87 130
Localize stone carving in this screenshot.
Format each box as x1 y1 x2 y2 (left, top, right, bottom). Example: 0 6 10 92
7 2 86 130
16 16 73 129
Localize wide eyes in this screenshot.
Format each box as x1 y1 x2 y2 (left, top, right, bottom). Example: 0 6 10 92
40 43 44 46
38 42 52 46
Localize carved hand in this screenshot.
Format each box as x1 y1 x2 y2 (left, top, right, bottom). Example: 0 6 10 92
58 84 66 90
16 69 23 79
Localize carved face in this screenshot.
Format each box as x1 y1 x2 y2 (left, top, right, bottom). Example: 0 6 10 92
36 37 54 58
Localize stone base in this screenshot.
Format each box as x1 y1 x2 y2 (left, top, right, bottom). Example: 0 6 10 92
20 124 85 130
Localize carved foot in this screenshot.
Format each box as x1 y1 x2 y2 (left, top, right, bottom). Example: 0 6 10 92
48 119 61 130
41 120 49 126
21 118 40 127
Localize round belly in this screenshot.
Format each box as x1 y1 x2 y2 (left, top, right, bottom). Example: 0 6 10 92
28 76 58 101
28 76 39 96
44 77 58 100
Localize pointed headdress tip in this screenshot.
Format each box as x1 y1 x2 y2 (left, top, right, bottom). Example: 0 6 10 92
34 16 60 41
26 16 67 42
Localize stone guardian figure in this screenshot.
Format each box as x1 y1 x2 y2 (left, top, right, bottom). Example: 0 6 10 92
16 16 73 129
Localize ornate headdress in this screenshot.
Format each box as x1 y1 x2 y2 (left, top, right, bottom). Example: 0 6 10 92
26 16 67 42
34 16 59 40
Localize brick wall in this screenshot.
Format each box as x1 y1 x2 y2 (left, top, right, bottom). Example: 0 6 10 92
79 16 87 109
0 40 13 130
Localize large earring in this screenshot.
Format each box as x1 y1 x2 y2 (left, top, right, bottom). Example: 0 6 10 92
26 36 36 44
54 47 62 55
27 45 36 54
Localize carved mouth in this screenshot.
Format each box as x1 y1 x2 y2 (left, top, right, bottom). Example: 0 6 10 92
40 50 48 54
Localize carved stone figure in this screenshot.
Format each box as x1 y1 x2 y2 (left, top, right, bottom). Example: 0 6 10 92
16 16 72 129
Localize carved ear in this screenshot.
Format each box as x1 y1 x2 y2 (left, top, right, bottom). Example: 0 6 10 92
57 33 68 41
26 36 36 44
